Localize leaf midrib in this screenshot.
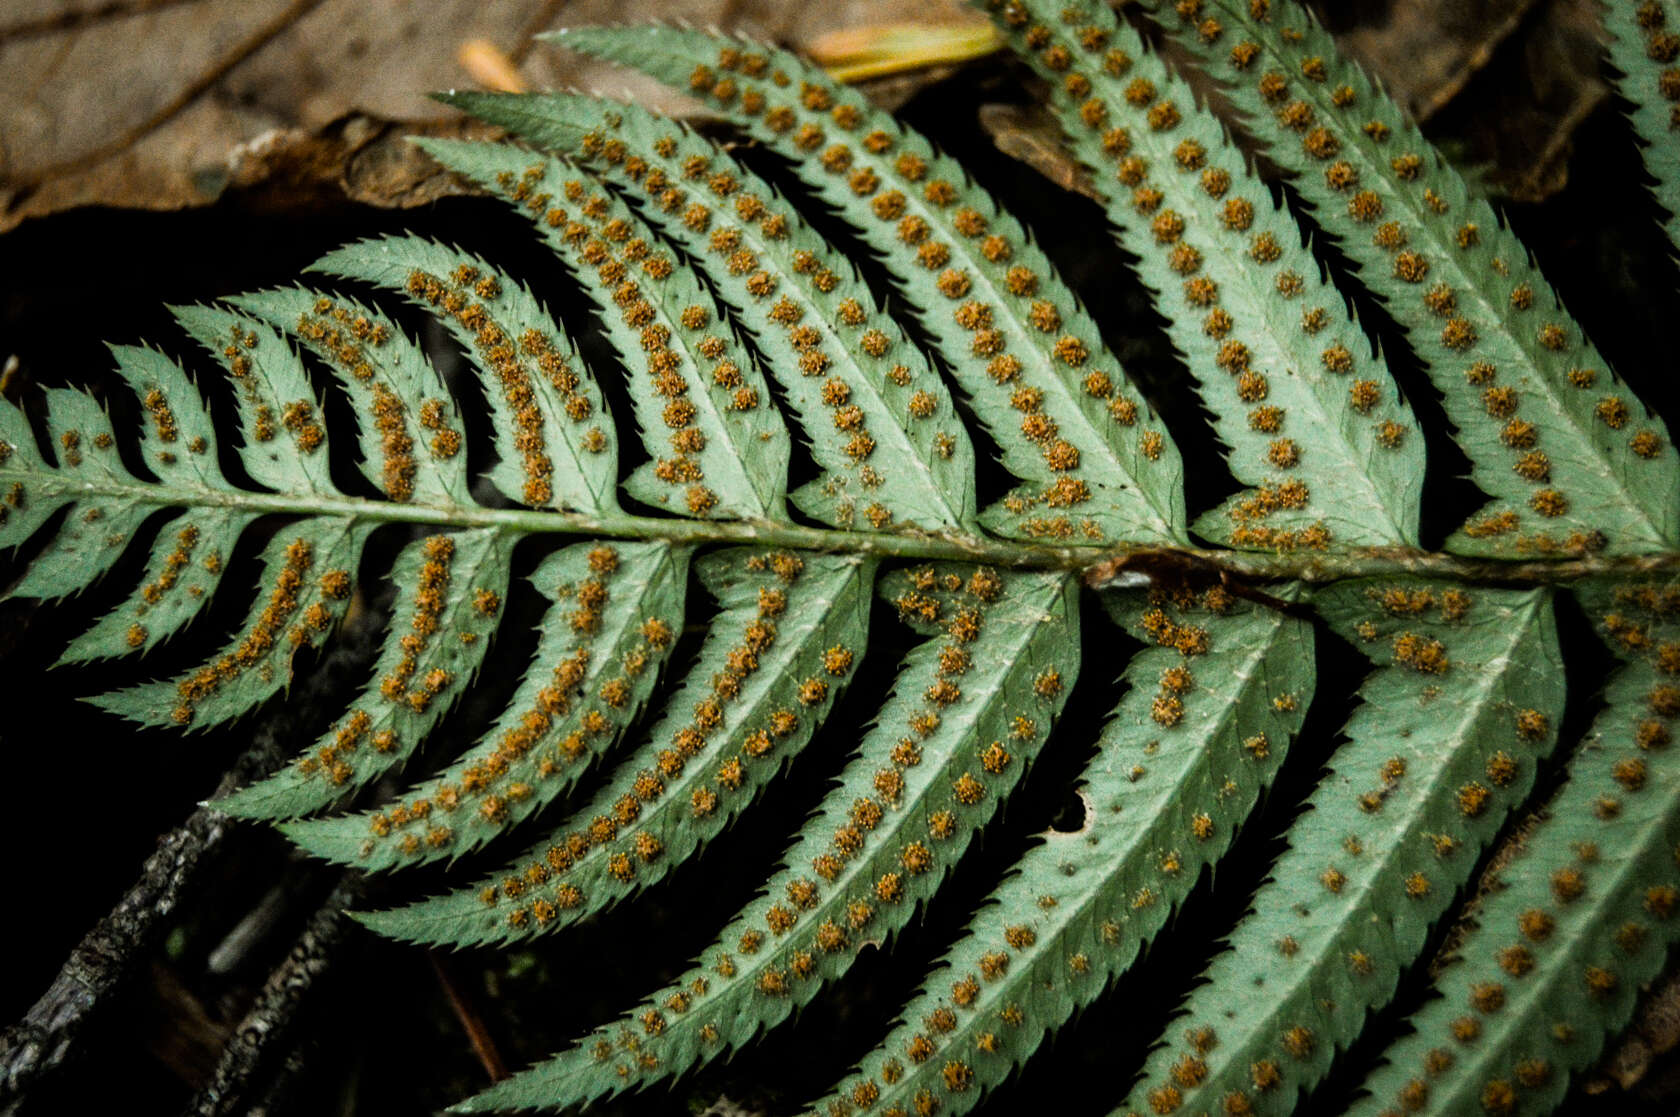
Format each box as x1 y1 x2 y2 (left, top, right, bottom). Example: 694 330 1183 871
11 467 1680 584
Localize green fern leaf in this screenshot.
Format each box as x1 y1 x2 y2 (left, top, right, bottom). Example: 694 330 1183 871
0 402 63 555
228 287 474 507
102 345 230 495
451 565 1077 1112
1149 0 1680 556
5 387 162 602
977 0 1424 551
50 345 251 661
1351 577 1680 1117
279 540 688 869
1123 582 1562 1117
549 24 1187 547
312 235 620 512
216 527 512 818
1604 0 1680 249
89 517 375 728
355 548 871 948
414 139 793 521
171 305 338 494
435 90 981 535
813 585 1312 1117
55 506 250 663
5 7 1679 1114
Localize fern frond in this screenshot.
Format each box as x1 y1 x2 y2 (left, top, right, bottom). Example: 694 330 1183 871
452 565 1078 1113
1123 582 1562 1116
0 327 376 708
355 549 871 948
814 587 1312 1117
213 528 510 817
1603 0 1680 247
56 502 249 661
436 91 980 535
415 139 793 521
5 9 1678 1115
1350 578 1680 1117
2 384 177 604
90 518 376 728
43 345 252 663
549 24 1188 547
172 305 340 494
978 0 1424 551
280 541 688 869
1148 0 1679 557
228 286 474 507
312 235 621 512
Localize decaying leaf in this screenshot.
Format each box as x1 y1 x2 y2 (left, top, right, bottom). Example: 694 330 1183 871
0 0 987 229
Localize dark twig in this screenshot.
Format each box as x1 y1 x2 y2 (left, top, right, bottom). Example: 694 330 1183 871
183 874 363 1117
244 1045 313 1117
0 601 385 1109
0 762 255 1106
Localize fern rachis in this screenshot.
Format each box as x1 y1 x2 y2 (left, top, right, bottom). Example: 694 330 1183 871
3 3 1680 1116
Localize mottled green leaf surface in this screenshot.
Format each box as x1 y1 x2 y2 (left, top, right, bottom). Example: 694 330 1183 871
90 518 375 729
282 540 688 870
231 286 474 507
1152 0 1679 556
314 236 620 513
815 586 1312 1117
438 90 980 535
1123 583 1563 1116
982 0 1425 551
456 565 1077 1112
1353 578 1680 1117
1604 0 1680 250
356 549 872 948
218 527 512 818
9 388 157 601
554 24 1187 547
416 138 792 523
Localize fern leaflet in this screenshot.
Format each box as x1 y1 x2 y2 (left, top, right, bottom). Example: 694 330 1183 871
1352 578 1680 1117
1151 0 1679 555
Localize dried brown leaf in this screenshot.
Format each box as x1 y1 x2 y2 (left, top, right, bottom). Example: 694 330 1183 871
0 0 981 230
